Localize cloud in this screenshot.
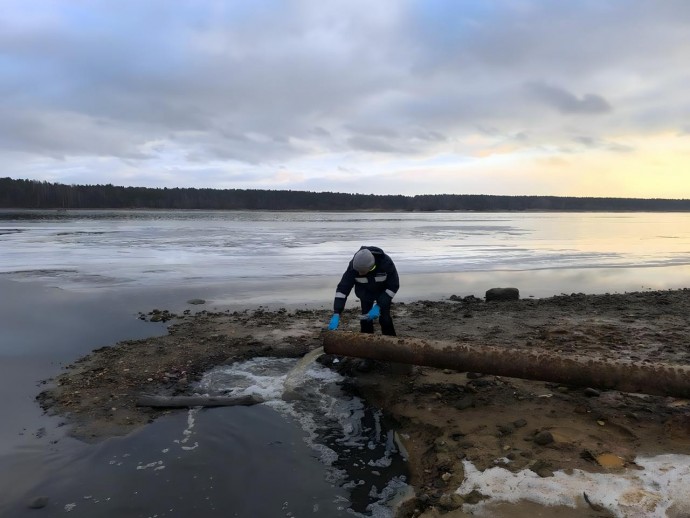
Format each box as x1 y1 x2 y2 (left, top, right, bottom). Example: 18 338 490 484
526 83 611 114
572 136 633 153
1 0 690 195
0 108 152 159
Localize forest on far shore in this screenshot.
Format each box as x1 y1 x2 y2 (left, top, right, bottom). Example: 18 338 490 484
2 177 690 212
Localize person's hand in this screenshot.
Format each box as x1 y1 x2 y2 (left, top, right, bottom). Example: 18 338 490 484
328 314 340 330
367 304 380 320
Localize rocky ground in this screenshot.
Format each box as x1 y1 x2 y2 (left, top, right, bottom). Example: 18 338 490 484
37 289 690 517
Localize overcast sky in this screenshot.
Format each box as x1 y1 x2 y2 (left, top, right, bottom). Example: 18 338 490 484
2 1 690 197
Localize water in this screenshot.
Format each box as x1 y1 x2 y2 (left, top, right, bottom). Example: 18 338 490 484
197 356 409 515
2 210 690 302
3 359 407 517
2 210 690 516
283 347 326 400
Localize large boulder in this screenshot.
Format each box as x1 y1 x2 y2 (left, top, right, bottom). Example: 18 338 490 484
485 287 520 302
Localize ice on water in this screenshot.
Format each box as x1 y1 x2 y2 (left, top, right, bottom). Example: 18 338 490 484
4 211 690 295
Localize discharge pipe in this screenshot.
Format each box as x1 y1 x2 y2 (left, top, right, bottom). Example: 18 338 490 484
323 331 690 399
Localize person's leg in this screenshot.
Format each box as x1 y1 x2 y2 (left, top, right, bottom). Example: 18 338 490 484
379 304 396 336
360 298 375 333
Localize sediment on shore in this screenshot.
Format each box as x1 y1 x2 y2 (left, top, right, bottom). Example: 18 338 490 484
37 289 690 516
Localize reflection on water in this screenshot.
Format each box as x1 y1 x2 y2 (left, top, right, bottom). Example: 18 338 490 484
3 210 690 517
1 210 690 293
4 407 356 517
1 352 409 518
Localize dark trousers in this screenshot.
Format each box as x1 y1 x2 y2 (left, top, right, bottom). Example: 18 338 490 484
360 298 396 336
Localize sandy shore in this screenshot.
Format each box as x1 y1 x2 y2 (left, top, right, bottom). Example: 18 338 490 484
37 289 690 517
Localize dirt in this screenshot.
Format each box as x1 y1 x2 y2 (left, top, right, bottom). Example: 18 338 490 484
37 289 690 517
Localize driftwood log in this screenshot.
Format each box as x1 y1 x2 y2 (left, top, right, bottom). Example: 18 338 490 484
136 394 264 408
323 331 690 399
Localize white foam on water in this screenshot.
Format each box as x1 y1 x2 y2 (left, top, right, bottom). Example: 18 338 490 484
172 407 200 451
197 356 410 517
198 357 356 466
356 476 413 518
458 454 690 517
367 433 394 469
127 407 204 476
197 357 294 401
136 460 165 471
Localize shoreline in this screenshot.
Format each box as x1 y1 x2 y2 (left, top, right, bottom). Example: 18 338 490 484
7 207 690 213
37 288 690 516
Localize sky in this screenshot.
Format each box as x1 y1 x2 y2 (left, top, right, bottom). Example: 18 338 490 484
2 0 690 197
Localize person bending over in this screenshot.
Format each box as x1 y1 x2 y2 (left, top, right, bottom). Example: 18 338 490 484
327 246 399 335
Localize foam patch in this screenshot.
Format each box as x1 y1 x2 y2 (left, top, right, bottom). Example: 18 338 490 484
458 454 690 517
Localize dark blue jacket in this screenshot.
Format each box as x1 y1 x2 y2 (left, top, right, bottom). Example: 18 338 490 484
333 246 399 314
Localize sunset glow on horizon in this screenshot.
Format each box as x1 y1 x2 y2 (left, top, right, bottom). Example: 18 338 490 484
2 1 690 198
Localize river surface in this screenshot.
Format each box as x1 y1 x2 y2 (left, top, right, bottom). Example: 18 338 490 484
2 210 690 517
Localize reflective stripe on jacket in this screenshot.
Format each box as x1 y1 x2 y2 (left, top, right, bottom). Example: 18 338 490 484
333 246 399 314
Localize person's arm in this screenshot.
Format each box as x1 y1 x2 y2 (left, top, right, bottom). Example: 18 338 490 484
333 265 356 314
328 265 356 330
377 257 399 308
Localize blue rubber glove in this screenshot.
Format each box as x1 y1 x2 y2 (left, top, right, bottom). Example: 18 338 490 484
328 314 340 330
367 304 380 320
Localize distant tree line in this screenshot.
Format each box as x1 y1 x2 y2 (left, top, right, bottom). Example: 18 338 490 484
2 177 690 211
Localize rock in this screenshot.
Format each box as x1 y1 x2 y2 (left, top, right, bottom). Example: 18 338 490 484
595 453 625 469
536 467 554 478
417 493 430 505
28 496 49 509
438 492 464 510
466 372 484 379
454 396 475 410
187 299 206 305
432 478 446 488
485 287 520 302
534 430 554 446
462 490 488 505
433 438 451 452
530 459 554 477
584 387 601 397
497 425 513 436
512 418 528 428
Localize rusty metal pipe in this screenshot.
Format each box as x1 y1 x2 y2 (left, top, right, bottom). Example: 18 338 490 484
323 331 690 398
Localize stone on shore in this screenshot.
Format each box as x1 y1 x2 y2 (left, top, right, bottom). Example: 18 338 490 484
485 287 520 301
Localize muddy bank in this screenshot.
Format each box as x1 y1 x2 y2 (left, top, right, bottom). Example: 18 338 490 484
37 289 690 516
